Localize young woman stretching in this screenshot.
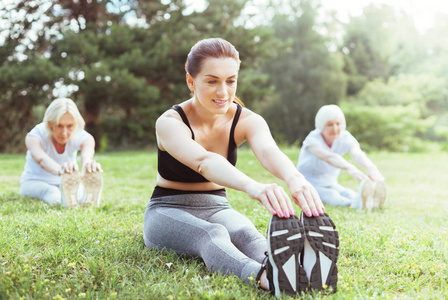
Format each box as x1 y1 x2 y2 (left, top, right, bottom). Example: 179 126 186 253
143 38 339 297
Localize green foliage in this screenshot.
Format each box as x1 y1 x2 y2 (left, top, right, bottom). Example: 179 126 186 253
355 74 446 113
0 54 63 152
261 0 346 145
340 102 432 152
2 150 448 299
0 0 280 152
2 0 448 153
343 73 448 151
340 4 420 95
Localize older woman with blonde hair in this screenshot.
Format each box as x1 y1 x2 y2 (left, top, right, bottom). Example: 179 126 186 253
20 98 103 208
297 104 386 209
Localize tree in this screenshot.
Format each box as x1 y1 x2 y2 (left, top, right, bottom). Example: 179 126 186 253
340 4 418 95
0 0 280 152
260 0 346 144
0 1 64 152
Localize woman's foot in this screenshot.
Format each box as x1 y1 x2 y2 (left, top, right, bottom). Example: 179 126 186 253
261 213 340 297
351 179 375 209
61 171 81 208
301 212 339 293
83 171 103 207
265 215 308 298
373 180 387 209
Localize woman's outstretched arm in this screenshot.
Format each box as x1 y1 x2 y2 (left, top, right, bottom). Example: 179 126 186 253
240 111 324 217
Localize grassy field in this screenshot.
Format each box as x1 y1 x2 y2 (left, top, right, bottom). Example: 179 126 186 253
1 148 447 299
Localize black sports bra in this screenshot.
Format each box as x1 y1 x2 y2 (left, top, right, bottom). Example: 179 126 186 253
157 103 242 183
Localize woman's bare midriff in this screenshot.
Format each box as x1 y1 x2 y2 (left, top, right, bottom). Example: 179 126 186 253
156 174 225 191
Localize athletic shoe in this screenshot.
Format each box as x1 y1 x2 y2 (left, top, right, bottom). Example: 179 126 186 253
301 212 339 293
266 215 308 298
61 171 81 208
373 180 387 209
351 179 374 210
83 171 103 207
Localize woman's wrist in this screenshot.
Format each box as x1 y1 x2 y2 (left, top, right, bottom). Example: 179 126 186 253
244 180 261 197
57 165 65 176
346 163 357 172
285 172 305 186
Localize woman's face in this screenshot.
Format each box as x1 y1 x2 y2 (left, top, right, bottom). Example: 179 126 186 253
321 119 342 146
49 112 76 145
189 57 238 114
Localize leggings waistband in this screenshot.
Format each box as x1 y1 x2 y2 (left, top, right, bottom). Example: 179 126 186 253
151 186 226 198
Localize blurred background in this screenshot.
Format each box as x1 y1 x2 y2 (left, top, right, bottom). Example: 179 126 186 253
1 0 447 153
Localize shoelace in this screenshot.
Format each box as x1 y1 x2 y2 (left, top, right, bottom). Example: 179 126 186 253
256 251 269 283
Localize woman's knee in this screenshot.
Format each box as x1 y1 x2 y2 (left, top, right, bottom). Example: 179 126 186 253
317 188 351 207
230 224 262 242
44 186 62 205
20 181 61 205
206 223 231 241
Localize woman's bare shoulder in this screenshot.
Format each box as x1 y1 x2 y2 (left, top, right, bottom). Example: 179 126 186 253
239 106 267 125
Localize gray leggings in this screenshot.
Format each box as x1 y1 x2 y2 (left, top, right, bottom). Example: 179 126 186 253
143 191 266 283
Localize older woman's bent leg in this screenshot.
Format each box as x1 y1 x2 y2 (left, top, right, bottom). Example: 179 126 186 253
333 184 357 203
314 185 353 207
20 180 61 205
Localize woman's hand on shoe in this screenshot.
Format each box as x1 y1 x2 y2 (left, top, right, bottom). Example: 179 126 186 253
287 176 324 218
246 182 295 218
81 160 103 175
59 162 79 175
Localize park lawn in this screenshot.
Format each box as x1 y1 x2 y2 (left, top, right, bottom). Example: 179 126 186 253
1 149 447 299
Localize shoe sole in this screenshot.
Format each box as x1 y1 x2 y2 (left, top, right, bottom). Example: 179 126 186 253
61 172 81 208
360 180 375 210
83 171 103 207
374 181 387 209
267 215 307 297
301 212 339 293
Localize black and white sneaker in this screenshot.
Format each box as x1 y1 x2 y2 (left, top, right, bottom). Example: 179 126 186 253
266 215 308 298
301 212 339 293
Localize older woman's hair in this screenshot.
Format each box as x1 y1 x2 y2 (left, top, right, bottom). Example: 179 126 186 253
43 98 85 137
185 37 244 106
315 104 346 131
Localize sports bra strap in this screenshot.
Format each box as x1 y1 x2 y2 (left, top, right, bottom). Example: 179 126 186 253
228 104 242 152
171 105 195 139
171 104 242 142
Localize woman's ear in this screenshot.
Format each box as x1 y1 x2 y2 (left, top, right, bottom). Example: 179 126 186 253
186 73 195 92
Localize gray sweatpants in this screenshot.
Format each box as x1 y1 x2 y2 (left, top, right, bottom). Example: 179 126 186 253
143 192 266 283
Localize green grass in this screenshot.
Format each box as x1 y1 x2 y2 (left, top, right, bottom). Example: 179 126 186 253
1 149 448 299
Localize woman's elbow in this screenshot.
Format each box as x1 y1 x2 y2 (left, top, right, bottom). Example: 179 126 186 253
195 152 219 175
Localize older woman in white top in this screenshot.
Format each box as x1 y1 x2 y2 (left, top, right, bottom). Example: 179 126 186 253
20 98 103 208
297 105 386 209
